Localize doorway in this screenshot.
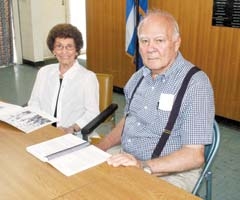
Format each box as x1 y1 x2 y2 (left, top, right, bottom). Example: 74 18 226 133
68 0 86 57
11 0 86 64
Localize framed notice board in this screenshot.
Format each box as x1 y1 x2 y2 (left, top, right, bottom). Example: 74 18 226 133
212 0 240 28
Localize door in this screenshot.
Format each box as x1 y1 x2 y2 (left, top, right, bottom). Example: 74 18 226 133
13 0 67 63
42 0 67 59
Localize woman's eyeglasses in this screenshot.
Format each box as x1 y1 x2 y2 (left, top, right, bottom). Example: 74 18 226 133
54 44 75 51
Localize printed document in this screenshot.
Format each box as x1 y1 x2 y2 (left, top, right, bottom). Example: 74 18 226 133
0 102 56 133
26 133 111 176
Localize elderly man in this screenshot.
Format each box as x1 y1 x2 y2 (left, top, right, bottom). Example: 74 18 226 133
97 9 214 192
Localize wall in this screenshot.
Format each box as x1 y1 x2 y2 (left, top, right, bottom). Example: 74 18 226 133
86 0 240 121
86 0 136 88
152 0 240 121
18 0 67 63
18 0 36 62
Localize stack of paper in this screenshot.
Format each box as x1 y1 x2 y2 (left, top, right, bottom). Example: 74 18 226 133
26 133 111 176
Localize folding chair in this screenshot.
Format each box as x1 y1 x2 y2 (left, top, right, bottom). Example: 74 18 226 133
192 120 221 200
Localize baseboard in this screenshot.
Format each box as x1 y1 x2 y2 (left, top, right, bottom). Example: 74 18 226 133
22 58 58 67
215 115 240 130
113 86 123 94
22 59 45 67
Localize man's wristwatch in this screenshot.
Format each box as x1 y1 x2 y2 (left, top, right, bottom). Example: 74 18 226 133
141 161 152 174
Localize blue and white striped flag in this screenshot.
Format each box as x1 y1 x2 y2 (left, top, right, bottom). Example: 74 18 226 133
125 0 147 70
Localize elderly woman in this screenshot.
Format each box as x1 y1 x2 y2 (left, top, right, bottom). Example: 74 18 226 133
28 23 99 133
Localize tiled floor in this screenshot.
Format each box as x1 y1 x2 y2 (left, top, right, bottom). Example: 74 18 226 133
0 63 239 199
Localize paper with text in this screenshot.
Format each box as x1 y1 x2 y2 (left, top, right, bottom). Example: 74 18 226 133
26 134 87 162
0 102 57 133
48 145 111 176
26 134 111 176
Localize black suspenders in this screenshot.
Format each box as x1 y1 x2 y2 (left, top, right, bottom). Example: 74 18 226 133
126 75 144 115
125 66 201 158
152 66 200 158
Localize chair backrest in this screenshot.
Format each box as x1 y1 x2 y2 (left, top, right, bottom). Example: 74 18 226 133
204 120 220 166
192 120 221 198
96 73 113 112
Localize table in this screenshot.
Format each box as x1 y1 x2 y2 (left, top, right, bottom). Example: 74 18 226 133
0 122 201 200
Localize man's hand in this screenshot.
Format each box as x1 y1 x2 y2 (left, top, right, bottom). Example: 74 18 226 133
107 153 141 168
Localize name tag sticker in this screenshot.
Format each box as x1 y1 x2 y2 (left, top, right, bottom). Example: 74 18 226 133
158 93 175 111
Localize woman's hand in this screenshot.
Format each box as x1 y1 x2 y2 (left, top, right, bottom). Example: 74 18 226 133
58 123 81 134
58 126 74 134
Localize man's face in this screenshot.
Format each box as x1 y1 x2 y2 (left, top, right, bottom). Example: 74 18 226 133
138 15 181 76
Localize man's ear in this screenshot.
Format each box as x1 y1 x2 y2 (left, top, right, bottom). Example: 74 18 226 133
174 36 181 52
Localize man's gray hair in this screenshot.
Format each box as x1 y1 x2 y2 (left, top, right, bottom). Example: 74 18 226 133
137 9 180 40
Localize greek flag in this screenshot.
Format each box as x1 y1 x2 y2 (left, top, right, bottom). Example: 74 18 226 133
125 0 148 69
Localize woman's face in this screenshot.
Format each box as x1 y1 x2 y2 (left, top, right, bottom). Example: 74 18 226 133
53 37 78 67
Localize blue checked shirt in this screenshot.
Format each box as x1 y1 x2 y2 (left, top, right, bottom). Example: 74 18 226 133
121 52 215 160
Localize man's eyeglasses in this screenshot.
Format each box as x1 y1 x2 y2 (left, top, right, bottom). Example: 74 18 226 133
54 44 75 51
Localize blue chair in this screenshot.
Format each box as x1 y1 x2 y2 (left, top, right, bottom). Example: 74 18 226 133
192 120 221 200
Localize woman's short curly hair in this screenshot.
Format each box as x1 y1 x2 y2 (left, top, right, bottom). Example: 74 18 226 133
47 23 83 56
